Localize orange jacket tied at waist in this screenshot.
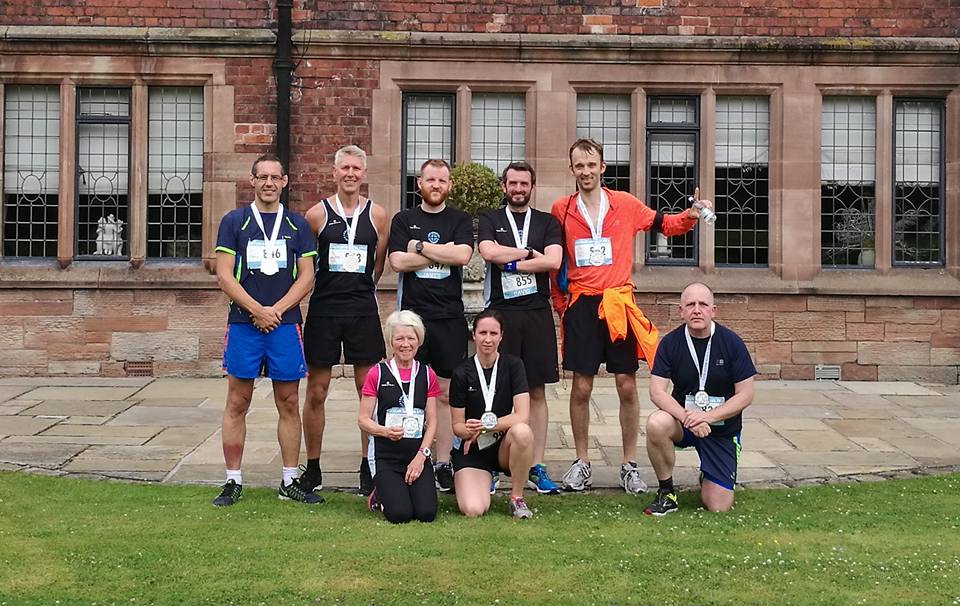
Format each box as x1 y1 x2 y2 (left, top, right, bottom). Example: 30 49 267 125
566 283 659 370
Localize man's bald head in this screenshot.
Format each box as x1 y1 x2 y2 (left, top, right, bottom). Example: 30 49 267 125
680 282 715 306
678 282 717 337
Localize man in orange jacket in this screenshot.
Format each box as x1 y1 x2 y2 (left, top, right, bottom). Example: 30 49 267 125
550 138 712 494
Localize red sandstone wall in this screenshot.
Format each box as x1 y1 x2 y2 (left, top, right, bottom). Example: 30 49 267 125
2 288 957 382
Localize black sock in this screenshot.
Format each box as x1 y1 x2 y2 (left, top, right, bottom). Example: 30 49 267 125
658 477 674 494
306 458 320 472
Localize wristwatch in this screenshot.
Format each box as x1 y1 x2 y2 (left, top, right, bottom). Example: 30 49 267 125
415 240 425 255
419 447 432 458
525 246 534 260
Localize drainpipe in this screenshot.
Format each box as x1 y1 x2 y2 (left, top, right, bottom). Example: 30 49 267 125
273 0 293 205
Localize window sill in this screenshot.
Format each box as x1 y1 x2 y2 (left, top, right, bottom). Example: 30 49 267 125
0 259 216 289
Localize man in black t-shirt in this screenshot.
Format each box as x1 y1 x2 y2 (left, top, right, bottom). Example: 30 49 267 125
645 282 756 515
477 161 563 495
388 158 474 492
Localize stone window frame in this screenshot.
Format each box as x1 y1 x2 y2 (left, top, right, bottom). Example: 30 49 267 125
816 88 953 274
0 57 233 286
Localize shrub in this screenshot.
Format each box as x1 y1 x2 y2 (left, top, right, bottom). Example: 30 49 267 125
448 162 503 218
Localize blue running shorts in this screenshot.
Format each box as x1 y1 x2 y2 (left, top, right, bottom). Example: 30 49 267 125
676 428 741 491
222 322 306 382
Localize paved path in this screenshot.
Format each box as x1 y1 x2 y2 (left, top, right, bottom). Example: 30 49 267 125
1 376 959 492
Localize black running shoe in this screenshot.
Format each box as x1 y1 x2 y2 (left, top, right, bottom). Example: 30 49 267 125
643 490 678 516
298 463 322 492
212 479 242 507
359 459 374 496
278 478 324 504
434 462 454 493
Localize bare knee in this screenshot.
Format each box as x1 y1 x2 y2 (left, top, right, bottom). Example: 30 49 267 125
646 410 678 439
225 392 252 418
701 485 735 513
509 422 534 445
457 498 489 518
305 378 329 409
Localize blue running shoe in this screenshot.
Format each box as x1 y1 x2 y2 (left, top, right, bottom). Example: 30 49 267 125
527 463 560 495
490 472 500 495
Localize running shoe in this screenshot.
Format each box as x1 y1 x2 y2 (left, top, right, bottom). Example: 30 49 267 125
489 472 500 495
435 462 455 493
643 490 678 516
278 478 324 504
212 479 242 507
367 487 382 512
527 463 560 495
359 459 374 496
509 496 534 519
298 463 322 492
619 461 648 495
561 458 592 492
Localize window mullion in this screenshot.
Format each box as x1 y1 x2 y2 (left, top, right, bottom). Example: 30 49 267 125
129 83 147 267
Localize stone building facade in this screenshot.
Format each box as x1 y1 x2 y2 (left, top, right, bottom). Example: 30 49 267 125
0 1 957 382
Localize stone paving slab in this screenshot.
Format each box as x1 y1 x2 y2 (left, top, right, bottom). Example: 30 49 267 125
26 400 136 417
837 381 941 396
2 376 959 492
22 386 144 401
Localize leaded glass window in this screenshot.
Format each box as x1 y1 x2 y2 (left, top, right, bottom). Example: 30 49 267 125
646 96 698 264
893 99 944 266
3 85 59 257
402 93 455 208
76 87 130 258
471 93 524 176
821 97 876 268
147 87 203 258
715 96 769 266
576 94 631 192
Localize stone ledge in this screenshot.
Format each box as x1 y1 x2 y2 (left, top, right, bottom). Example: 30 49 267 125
0 26 275 45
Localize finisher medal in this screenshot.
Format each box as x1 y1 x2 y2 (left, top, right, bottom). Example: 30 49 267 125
694 390 709 408
261 256 279 276
480 411 498 430
589 250 604 266
342 251 360 272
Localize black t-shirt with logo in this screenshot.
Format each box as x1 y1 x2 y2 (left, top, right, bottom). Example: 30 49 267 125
388 205 473 319
449 353 528 419
651 322 757 438
477 207 562 310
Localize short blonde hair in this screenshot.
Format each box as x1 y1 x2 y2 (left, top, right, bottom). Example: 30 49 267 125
383 310 425 349
334 145 367 169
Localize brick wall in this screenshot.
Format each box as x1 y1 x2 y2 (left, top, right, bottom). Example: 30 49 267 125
3 0 273 28
2 286 957 383
303 0 960 37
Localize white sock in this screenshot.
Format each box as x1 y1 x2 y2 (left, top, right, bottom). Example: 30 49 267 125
282 466 299 486
226 469 242 485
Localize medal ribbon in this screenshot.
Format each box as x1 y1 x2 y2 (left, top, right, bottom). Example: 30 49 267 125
473 354 499 413
331 195 366 250
250 202 284 256
386 358 419 415
504 207 532 250
684 322 715 393
575 190 608 243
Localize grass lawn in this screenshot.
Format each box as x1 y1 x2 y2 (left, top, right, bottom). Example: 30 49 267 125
1 471 958 605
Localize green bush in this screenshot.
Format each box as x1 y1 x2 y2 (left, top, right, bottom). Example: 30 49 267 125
448 162 503 218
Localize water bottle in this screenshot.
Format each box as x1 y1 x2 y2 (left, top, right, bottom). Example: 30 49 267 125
688 196 717 225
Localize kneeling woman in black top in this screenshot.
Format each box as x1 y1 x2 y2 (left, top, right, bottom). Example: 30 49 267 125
358 310 440 523
450 308 535 519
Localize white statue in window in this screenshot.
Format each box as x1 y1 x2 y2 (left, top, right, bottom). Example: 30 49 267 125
95 214 124 256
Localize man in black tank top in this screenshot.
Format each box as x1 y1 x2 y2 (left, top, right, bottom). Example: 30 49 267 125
301 145 390 495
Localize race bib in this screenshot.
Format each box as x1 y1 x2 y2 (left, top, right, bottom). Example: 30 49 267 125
246 239 288 271
500 271 537 299
684 394 726 427
415 262 451 280
573 237 613 267
477 430 504 450
384 406 424 439
328 243 367 274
